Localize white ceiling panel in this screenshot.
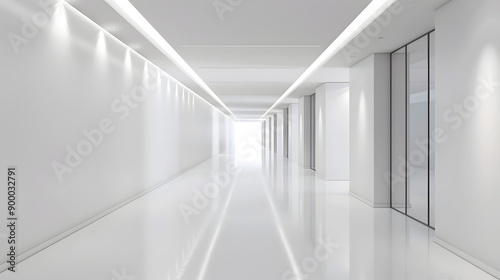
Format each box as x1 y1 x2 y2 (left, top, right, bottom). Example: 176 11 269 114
65 0 449 119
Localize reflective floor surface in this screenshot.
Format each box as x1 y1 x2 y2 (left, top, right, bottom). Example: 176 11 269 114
0 150 496 280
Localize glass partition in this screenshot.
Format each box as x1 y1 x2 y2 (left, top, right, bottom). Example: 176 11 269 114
310 94 316 170
390 31 435 227
429 32 436 228
407 36 429 224
391 47 407 214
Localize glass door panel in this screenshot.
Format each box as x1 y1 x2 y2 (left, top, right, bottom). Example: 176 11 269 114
310 94 316 170
429 32 436 228
391 47 407 213
406 36 429 224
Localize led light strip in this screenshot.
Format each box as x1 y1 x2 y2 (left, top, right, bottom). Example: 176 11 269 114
104 0 238 120
261 0 398 118
60 1 231 120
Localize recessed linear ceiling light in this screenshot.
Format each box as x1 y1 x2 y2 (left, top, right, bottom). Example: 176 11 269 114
104 0 238 120
261 0 398 119
179 45 322 48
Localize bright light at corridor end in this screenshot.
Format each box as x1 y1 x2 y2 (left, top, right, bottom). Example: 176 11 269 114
104 0 238 120
261 0 398 119
235 122 262 162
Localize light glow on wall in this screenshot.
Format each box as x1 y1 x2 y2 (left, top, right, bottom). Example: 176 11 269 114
359 90 367 135
104 0 237 120
156 70 162 92
474 44 500 181
124 48 132 73
61 0 232 120
166 78 171 96
50 3 69 42
95 30 107 60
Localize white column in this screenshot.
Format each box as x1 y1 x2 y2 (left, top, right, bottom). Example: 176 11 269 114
288 104 299 163
270 114 276 154
349 54 390 207
298 95 311 168
265 117 271 151
276 111 284 157
283 108 289 158
315 83 350 181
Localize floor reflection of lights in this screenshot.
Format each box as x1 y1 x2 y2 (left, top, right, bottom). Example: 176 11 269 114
0 154 496 280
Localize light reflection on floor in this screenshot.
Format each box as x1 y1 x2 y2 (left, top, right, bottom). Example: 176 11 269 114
0 150 496 280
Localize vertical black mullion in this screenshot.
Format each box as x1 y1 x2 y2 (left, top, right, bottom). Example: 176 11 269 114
391 30 435 227
404 45 408 215
310 95 313 170
390 53 393 210
310 94 315 171
427 33 431 226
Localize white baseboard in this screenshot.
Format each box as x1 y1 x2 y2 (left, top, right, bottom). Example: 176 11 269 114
349 192 390 208
434 237 500 279
391 202 413 208
316 173 326 180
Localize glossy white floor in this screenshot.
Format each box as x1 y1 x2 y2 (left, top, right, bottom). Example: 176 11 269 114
0 151 496 280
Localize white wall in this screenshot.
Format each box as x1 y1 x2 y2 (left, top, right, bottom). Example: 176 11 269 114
276 111 284 157
282 108 289 158
270 114 276 154
298 95 311 168
434 0 500 276
349 54 390 207
222 112 234 154
315 83 350 181
0 1 233 267
213 112 234 155
288 104 299 163
264 118 270 150
267 116 273 153
212 111 220 156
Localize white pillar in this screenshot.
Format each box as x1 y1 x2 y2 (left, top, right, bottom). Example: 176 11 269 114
349 54 390 207
288 104 299 163
276 111 284 157
315 83 350 181
270 114 276 154
298 95 311 168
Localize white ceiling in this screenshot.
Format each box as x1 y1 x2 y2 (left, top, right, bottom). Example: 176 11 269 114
66 0 449 120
